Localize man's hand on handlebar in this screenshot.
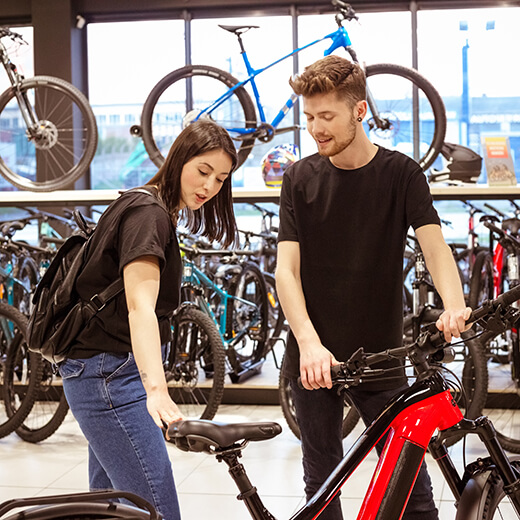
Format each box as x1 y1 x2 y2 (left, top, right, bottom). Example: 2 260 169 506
299 343 340 390
435 306 473 342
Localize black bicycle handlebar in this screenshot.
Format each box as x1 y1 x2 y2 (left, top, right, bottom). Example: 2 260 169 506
326 283 520 386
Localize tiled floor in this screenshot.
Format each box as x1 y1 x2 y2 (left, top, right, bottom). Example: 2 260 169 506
1 397 516 520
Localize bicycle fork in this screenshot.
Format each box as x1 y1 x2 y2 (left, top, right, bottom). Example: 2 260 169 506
431 416 520 516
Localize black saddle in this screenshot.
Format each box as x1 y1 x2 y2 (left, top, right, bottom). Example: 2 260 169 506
218 24 259 35
169 419 282 453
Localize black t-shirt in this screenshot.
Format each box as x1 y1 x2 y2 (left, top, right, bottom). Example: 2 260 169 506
69 188 182 358
277 146 440 387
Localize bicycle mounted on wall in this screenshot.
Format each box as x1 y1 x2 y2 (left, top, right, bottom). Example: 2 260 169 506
131 0 447 173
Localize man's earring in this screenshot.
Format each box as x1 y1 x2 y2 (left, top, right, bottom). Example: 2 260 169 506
357 117 363 122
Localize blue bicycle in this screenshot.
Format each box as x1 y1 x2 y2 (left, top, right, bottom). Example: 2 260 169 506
131 0 446 172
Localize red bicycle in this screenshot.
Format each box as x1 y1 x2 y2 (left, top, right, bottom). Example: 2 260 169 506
169 285 520 520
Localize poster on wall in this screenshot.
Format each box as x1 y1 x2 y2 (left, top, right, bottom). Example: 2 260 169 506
482 136 517 186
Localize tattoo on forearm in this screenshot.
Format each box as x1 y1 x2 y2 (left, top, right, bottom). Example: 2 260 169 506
140 370 148 383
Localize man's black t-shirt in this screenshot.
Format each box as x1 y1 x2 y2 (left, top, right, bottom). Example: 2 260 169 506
277 146 440 387
69 189 182 358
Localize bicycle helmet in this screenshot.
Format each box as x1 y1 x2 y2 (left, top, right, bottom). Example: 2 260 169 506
261 144 299 188
428 142 482 184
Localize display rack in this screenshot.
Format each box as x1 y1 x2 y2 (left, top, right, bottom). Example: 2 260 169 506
0 184 520 208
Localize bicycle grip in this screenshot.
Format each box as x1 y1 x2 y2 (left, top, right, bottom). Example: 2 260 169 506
468 284 520 323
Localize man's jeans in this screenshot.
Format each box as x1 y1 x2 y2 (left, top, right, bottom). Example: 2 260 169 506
59 350 181 520
290 380 439 520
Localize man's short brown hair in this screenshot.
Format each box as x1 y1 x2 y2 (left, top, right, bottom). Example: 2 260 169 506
289 55 366 108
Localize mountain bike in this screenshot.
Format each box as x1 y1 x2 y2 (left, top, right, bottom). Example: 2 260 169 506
0 27 98 191
168 284 520 520
180 243 269 384
131 0 446 172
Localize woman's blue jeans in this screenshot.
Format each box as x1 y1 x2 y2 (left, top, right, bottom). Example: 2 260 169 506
59 350 181 520
290 380 439 520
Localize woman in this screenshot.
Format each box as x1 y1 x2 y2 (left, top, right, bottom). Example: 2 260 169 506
58 120 238 520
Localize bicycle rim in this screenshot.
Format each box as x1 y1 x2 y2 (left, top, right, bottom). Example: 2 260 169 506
140 65 257 168
0 76 98 191
166 307 226 420
364 63 446 171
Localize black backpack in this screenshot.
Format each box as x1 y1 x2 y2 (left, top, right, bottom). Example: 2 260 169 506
27 209 124 364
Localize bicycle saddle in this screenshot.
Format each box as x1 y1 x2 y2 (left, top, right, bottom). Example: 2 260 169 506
218 24 259 35
169 419 282 453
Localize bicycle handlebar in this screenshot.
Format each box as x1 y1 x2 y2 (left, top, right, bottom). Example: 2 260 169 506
328 283 520 386
331 0 359 21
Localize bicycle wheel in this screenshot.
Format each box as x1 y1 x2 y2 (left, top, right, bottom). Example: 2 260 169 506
278 363 360 440
138 65 257 168
226 262 269 375
364 63 446 171
166 306 226 420
456 459 520 520
0 76 98 191
12 358 70 443
0 302 43 439
403 307 488 446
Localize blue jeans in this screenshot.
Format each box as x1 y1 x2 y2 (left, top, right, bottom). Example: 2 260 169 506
290 380 438 520
59 350 181 520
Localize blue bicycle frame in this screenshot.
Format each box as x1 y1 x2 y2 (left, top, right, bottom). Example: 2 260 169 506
181 257 263 349
196 25 352 136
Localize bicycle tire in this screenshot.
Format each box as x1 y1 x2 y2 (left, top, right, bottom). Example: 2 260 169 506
364 63 447 171
263 272 286 341
226 262 269 372
13 358 70 443
278 361 360 440
403 307 488 446
12 255 39 315
139 65 257 169
0 302 43 439
166 306 226 420
456 458 520 520
0 76 98 192
469 250 495 310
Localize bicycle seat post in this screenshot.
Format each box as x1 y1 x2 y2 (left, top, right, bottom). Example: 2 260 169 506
217 449 276 520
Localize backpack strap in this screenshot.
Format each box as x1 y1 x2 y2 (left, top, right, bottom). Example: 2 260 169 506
87 278 125 314
84 186 168 316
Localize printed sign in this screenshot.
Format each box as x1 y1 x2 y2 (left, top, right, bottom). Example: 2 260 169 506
482 136 517 186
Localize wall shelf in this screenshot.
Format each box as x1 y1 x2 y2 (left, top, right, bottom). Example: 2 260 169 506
0 184 519 208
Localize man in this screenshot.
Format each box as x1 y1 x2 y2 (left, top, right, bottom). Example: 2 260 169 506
275 55 471 520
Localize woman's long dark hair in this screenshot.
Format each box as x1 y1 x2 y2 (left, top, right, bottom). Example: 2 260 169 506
146 120 238 247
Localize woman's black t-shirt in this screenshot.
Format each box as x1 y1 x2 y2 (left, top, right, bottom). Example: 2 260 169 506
69 189 182 358
277 146 440 387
